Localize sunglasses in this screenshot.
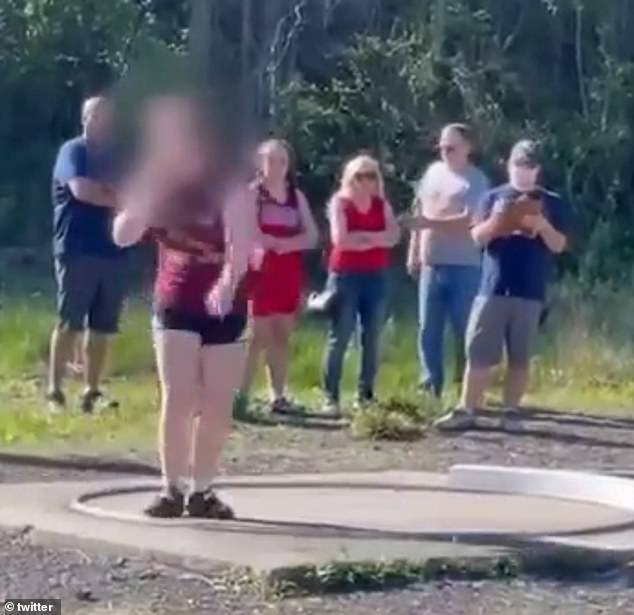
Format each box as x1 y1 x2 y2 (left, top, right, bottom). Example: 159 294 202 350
354 171 378 182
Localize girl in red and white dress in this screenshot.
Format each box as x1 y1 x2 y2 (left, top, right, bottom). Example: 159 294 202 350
241 140 318 414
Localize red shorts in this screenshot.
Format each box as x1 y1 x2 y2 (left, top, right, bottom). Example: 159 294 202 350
251 251 303 317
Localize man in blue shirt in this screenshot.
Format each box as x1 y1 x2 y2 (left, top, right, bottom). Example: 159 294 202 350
435 140 568 432
47 96 126 413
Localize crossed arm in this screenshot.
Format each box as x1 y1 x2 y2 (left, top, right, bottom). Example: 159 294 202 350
329 197 400 251
68 178 116 208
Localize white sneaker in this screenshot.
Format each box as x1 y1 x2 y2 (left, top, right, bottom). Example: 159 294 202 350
322 400 342 419
433 408 477 432
501 408 524 433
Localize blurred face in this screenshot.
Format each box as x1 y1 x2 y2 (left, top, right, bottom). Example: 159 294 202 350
438 128 471 170
143 98 213 181
351 164 379 199
259 142 289 184
83 99 112 143
508 161 540 190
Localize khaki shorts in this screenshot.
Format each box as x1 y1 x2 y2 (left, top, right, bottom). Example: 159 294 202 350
466 295 543 369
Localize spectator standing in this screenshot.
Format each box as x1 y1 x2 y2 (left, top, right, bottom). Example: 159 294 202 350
47 96 125 413
240 140 318 414
322 154 400 416
435 140 568 431
407 124 490 397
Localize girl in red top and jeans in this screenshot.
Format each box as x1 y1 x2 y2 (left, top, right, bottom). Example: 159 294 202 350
113 97 256 518
323 154 400 415
241 140 318 413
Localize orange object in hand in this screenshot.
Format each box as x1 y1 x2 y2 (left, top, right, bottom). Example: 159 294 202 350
491 193 543 237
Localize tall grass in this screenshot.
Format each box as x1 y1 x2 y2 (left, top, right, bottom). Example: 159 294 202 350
1 273 634 447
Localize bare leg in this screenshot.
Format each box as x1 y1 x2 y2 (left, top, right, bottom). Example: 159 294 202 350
84 331 109 392
268 314 295 401
154 329 201 492
461 364 494 409
192 341 247 491
241 317 272 397
67 335 84 377
503 366 530 407
48 326 78 394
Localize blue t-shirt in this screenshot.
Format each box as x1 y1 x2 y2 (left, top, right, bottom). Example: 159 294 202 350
52 136 122 258
476 184 569 301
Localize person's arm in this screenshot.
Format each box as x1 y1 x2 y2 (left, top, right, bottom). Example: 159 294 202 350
112 178 151 247
268 190 319 254
523 196 568 254
408 211 470 232
537 217 567 253
112 208 148 247
404 167 472 233
58 142 116 208
218 184 258 293
68 178 116 208
407 231 421 276
340 199 400 248
328 196 374 251
471 216 505 246
470 191 508 247
363 198 400 248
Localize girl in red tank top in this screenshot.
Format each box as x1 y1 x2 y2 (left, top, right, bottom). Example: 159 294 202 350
240 140 318 414
113 96 257 520
321 154 400 416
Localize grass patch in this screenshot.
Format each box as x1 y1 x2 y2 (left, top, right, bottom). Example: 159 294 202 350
263 547 631 599
349 396 441 441
2 271 634 449
264 556 520 598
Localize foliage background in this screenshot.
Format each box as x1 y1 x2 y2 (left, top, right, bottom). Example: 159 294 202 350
1 0 634 284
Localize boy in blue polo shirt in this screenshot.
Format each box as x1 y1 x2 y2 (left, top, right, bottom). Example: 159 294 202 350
435 140 569 432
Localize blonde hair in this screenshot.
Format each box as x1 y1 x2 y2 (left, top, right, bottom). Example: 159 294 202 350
338 154 385 199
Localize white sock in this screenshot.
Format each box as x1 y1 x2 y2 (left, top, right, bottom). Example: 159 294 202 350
163 476 188 495
191 476 215 494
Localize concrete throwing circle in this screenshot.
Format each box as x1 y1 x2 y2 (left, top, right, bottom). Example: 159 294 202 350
72 472 634 539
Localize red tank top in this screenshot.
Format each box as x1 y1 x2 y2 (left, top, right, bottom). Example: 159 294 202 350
254 183 303 283
152 212 248 316
329 196 390 273
257 183 302 238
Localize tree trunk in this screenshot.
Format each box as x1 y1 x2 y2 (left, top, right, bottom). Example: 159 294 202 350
241 0 254 128
575 3 589 118
189 0 213 82
430 0 446 60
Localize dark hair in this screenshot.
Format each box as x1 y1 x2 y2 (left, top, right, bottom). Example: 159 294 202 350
257 139 298 195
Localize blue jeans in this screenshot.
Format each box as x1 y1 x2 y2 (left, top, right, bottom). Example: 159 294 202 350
322 270 389 403
418 265 480 396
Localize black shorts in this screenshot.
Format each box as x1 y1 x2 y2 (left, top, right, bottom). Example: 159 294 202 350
55 254 127 334
153 307 247 346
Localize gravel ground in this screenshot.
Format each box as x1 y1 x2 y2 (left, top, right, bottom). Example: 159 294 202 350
2 407 634 613
1 526 633 614
3 407 633 482
222 407 634 477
